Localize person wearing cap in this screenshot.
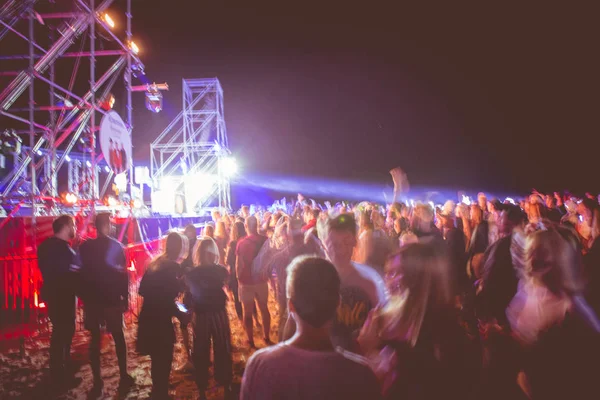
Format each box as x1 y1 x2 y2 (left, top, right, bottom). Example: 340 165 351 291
79 212 134 393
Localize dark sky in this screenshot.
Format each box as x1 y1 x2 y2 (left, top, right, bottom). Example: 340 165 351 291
4 1 599 195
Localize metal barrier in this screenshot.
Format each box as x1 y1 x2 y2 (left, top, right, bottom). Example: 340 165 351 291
0 237 164 336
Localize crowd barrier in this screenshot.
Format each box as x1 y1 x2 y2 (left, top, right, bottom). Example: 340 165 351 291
0 237 164 339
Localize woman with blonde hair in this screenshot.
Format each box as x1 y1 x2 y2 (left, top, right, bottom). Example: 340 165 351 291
507 227 600 399
184 237 232 400
358 242 480 399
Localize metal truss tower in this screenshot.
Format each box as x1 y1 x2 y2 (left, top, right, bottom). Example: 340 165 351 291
150 78 232 213
0 0 148 217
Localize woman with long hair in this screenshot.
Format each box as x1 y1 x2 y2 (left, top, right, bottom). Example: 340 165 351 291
225 221 247 319
214 220 228 264
507 227 600 399
358 242 480 399
137 232 187 400
203 224 215 239
184 237 233 400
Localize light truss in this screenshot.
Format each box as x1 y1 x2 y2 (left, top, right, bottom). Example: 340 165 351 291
0 0 153 217
150 78 232 213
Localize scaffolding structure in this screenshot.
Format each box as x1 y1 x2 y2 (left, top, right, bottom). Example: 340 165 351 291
0 0 151 217
150 78 232 213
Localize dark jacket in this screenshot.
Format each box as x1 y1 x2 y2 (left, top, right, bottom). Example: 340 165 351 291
184 264 229 313
37 237 79 305
137 259 183 354
79 234 128 308
477 235 518 325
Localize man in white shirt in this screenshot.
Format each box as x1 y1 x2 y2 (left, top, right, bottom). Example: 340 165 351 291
240 256 381 400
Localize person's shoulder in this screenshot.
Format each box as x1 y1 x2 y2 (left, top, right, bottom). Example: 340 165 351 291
351 262 384 283
107 235 124 248
333 348 380 385
246 343 288 368
334 347 371 368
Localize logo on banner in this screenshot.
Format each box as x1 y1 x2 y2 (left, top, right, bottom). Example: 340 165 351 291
99 111 132 174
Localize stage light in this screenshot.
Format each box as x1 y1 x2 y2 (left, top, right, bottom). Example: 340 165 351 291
38 302 46 309
129 40 139 54
65 193 78 204
220 157 237 177
65 155 71 162
114 173 128 191
461 195 471 205
36 150 42 156
104 165 110 173
86 160 92 168
103 13 115 29
128 260 136 272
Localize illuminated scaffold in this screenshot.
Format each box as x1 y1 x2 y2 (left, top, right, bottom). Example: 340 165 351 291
0 0 166 217
150 78 235 214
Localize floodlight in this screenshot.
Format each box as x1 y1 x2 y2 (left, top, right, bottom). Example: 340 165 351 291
103 13 115 29
114 173 128 191
220 157 237 177
129 40 139 54
65 193 78 204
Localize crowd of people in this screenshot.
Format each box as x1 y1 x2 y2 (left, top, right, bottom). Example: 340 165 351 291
36 186 600 399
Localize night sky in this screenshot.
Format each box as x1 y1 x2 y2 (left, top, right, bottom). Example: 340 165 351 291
4 1 600 195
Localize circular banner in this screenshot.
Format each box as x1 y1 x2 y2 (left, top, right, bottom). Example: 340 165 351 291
99 110 132 174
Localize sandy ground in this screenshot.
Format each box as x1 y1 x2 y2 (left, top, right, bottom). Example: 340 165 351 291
0 293 282 400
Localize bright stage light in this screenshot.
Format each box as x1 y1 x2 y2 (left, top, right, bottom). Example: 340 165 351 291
86 160 91 168
65 155 71 162
129 40 139 54
220 157 237 177
65 193 78 204
103 13 115 29
114 173 128 191
36 150 42 156
104 165 111 173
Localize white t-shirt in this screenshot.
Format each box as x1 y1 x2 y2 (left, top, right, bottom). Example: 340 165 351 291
240 343 381 400
332 262 388 351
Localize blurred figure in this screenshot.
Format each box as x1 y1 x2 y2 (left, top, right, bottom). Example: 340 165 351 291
37 215 79 389
236 216 270 348
507 228 600 399
181 224 197 272
137 232 186 400
289 214 387 352
241 256 381 400
467 205 489 280
358 243 480 399
225 221 247 320
214 221 228 263
439 207 468 294
79 213 133 393
301 208 319 233
185 237 233 400
203 224 215 239
178 224 196 371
